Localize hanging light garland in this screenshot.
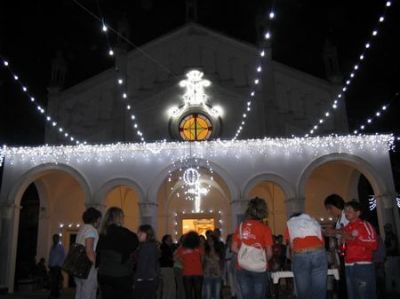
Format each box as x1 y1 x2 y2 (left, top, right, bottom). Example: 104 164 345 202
99 20 145 143
232 4 277 140
305 1 394 138
0 57 84 145
352 92 399 136
0 134 394 167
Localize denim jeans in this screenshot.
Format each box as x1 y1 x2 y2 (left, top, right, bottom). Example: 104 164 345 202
292 249 327 299
203 277 221 299
345 263 376 299
236 269 268 299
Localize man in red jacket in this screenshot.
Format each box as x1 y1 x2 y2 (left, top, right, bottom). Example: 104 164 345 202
341 200 378 299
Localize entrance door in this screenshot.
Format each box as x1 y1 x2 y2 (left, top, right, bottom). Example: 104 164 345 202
182 218 215 237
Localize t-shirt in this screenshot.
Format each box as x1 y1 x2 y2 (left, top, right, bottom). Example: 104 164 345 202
284 227 323 252
284 214 324 252
233 220 273 250
176 246 204 276
76 224 99 250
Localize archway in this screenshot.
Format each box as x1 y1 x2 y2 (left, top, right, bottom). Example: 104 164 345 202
156 164 232 241
14 184 40 288
302 159 382 231
246 181 288 235
103 185 141 232
8 164 89 291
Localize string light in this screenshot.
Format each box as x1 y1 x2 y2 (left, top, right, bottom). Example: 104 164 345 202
0 134 393 167
232 7 276 140
352 92 398 135
99 18 145 142
0 57 83 145
304 1 393 137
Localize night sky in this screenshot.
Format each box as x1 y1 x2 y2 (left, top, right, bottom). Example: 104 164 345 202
0 0 399 186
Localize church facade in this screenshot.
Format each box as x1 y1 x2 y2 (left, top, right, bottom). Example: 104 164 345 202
0 24 399 292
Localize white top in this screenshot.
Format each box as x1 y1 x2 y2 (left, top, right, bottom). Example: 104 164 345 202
335 210 349 230
76 224 99 250
287 213 323 243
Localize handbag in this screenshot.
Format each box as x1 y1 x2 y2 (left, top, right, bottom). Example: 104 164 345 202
62 243 92 279
237 222 267 272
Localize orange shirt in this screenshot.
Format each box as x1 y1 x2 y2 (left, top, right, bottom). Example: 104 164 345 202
233 220 273 249
284 227 324 252
176 246 204 276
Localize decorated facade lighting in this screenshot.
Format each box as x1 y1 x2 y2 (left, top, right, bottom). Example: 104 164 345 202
303 1 393 137
232 4 277 140
0 57 82 145
0 134 394 168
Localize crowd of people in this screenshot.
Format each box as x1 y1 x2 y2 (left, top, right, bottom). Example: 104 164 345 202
37 194 398 299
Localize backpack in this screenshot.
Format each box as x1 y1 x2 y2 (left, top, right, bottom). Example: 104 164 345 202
237 222 267 272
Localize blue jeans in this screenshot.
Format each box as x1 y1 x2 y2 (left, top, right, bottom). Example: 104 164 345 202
292 249 327 299
236 269 268 299
345 263 376 299
203 277 221 299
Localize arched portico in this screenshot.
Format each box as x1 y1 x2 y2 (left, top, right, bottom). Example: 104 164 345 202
95 178 146 232
1 163 91 292
297 153 396 234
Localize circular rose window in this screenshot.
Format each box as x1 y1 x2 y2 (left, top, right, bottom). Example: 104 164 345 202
179 113 213 141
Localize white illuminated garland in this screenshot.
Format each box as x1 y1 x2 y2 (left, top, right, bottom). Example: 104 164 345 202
0 58 84 145
0 134 394 167
232 6 276 140
99 21 145 143
352 93 400 141
305 1 394 137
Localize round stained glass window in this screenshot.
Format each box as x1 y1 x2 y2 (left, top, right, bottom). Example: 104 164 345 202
179 113 213 141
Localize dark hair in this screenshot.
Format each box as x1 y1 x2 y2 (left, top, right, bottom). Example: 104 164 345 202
162 234 172 244
344 200 362 212
289 212 303 219
245 197 268 220
52 234 60 248
182 231 200 249
205 235 223 258
324 194 345 210
138 224 156 242
82 207 102 224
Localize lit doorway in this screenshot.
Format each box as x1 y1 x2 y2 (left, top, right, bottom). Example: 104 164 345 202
182 218 215 236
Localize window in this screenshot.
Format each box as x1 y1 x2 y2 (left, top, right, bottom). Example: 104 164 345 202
179 113 213 141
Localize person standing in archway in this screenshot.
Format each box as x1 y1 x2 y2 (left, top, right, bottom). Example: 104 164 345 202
285 212 327 299
342 201 378 299
324 194 348 298
48 234 65 299
74 207 102 299
97 207 139 299
231 197 273 299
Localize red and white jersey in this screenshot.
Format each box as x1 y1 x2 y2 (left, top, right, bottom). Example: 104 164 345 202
343 219 378 264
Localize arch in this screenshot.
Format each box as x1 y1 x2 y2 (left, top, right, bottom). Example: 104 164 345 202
8 163 92 207
148 158 240 204
5 163 91 292
94 177 146 205
297 153 388 199
242 173 296 200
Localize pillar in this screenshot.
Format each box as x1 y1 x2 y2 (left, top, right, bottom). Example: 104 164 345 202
0 203 21 293
139 202 158 229
285 197 305 218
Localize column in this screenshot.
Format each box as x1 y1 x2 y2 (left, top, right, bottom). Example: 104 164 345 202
139 202 158 229
0 203 21 292
379 193 400 252
285 197 305 218
231 199 249 229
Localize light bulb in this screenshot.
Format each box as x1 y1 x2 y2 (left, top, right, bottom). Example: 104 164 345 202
109 49 114 56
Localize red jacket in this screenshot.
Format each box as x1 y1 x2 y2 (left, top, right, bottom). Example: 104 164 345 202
343 219 378 264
